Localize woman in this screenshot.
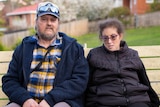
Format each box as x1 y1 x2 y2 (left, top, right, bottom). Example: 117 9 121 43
85 18 159 107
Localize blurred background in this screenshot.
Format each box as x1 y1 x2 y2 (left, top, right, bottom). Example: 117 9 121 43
0 0 160 50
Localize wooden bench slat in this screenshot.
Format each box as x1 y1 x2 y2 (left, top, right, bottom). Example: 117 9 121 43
85 46 160 57
0 63 9 74
150 83 160 97
0 75 3 86
0 51 13 62
131 45 160 57
0 88 8 99
0 100 9 106
142 58 160 69
147 71 160 81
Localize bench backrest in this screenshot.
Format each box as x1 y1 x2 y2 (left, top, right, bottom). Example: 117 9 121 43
0 51 13 106
0 46 160 106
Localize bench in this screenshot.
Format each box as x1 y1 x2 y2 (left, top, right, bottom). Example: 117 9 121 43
0 51 13 106
0 46 160 106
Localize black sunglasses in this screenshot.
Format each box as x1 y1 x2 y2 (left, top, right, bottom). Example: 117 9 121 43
100 34 118 41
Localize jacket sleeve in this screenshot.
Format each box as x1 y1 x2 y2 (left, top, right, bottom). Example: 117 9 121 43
2 44 32 106
137 61 160 107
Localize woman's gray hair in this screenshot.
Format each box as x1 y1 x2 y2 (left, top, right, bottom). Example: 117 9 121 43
99 18 124 39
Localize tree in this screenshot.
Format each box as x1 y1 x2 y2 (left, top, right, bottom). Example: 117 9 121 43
150 0 160 12
108 7 131 28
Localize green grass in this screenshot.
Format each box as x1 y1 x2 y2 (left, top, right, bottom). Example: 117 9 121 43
73 33 102 48
124 26 160 46
73 26 160 48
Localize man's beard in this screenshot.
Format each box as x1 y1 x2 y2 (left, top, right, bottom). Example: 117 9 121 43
37 32 56 41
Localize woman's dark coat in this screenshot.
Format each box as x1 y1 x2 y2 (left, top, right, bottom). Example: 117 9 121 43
85 41 159 107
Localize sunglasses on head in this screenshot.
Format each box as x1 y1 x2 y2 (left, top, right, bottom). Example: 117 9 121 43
101 34 118 41
38 3 59 14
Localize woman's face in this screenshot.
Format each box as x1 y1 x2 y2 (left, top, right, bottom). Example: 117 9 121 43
101 27 123 51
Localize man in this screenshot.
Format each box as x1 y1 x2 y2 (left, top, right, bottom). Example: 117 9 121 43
2 1 89 107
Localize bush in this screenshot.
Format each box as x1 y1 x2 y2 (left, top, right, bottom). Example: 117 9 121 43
0 43 6 51
29 27 36 35
150 2 160 12
108 7 132 28
0 32 3 36
11 39 22 50
0 18 5 27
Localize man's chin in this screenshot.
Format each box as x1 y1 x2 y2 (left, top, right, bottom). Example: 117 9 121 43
41 34 56 41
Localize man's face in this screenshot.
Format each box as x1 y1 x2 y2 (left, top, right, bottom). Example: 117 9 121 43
36 14 59 41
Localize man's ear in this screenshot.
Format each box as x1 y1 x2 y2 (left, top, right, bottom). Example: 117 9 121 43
35 19 38 31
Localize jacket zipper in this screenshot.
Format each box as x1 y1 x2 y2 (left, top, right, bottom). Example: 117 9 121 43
53 40 76 86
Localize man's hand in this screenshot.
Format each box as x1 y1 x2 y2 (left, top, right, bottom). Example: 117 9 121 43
39 100 50 107
23 99 39 107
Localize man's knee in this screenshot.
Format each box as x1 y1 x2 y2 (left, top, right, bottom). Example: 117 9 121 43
4 102 20 107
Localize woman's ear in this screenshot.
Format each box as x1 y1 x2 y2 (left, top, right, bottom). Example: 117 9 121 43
119 33 123 40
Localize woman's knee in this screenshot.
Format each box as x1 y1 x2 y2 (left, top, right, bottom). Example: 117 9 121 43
54 102 71 107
